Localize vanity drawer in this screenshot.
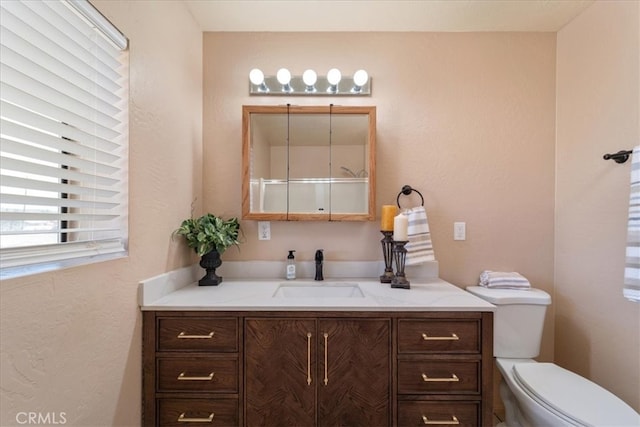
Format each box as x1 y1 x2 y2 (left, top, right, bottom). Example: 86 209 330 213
157 398 238 426
157 357 238 393
157 318 238 352
398 401 480 427
398 320 480 354
398 360 480 394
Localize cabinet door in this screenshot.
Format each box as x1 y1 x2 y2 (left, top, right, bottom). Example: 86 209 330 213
245 318 316 427
317 319 391 427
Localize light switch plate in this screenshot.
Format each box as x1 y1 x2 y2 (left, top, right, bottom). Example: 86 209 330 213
258 221 271 240
454 222 466 241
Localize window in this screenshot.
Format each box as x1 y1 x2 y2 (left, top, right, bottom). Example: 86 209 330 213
0 0 129 278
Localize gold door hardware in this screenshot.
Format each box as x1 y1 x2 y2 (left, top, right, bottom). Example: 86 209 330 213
177 331 215 339
177 372 215 381
307 332 312 386
177 412 215 423
422 415 459 425
421 373 459 382
323 332 329 385
421 333 459 341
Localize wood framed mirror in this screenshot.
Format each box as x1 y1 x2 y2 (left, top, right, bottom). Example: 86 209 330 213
242 105 376 221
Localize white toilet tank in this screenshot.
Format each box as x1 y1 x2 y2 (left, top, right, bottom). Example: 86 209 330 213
466 286 551 358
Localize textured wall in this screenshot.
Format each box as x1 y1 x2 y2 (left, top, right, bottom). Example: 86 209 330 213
556 0 640 411
203 32 557 360
0 1 202 425
0 16 563 425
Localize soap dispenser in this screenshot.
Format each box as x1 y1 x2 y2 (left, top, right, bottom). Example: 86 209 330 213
286 250 296 280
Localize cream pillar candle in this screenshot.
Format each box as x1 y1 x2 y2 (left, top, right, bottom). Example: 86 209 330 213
393 213 409 241
380 205 397 231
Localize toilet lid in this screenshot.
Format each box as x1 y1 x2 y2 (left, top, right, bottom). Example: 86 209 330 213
513 363 640 426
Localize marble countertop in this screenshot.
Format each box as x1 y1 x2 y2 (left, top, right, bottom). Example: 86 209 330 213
139 264 495 312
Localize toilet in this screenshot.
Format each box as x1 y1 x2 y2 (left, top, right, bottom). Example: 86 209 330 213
466 286 640 427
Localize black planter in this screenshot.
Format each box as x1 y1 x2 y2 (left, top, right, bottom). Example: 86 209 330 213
199 250 222 286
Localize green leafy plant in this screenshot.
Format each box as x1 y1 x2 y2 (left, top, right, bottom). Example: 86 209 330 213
175 213 240 256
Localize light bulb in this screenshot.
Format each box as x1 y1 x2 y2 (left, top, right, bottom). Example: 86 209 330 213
353 69 368 87
276 68 291 85
327 68 342 85
249 68 264 85
302 69 317 86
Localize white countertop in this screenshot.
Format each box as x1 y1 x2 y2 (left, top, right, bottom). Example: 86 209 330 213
139 264 495 312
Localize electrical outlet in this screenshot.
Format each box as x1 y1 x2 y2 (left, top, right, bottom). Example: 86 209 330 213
258 221 271 240
454 222 466 241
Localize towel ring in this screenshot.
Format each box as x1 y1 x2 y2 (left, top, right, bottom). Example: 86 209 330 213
396 185 424 208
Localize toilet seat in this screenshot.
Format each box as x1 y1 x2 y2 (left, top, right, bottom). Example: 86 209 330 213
513 363 640 427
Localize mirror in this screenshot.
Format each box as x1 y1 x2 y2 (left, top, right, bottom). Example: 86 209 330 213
242 105 376 221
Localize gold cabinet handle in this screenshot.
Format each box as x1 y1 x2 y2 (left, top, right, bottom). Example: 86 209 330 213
422 373 459 382
178 372 215 381
323 332 329 386
422 333 459 341
422 415 459 425
177 412 214 423
178 331 215 339
307 332 312 385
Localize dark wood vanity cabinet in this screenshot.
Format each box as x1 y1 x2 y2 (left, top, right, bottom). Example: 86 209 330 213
142 314 241 427
396 316 493 427
142 311 492 427
245 317 391 426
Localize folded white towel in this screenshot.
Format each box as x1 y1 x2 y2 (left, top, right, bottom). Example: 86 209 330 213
479 270 531 289
404 206 435 266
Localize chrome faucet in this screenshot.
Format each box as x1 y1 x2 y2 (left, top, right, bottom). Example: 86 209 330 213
314 249 324 281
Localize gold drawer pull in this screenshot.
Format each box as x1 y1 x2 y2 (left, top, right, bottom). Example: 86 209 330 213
422 415 459 425
307 332 312 386
177 412 214 423
422 333 459 341
422 373 459 382
177 331 215 339
323 332 329 386
178 372 215 381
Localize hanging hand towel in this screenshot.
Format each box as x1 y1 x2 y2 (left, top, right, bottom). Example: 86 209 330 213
404 206 436 266
624 146 640 302
479 270 531 289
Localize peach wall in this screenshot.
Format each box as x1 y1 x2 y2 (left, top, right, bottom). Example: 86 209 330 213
203 32 557 360
0 1 202 425
556 0 640 411
0 15 565 425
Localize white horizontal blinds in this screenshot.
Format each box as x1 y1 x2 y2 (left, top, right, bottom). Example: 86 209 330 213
0 0 129 271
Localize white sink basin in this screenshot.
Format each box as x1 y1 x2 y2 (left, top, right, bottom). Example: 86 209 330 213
273 282 365 298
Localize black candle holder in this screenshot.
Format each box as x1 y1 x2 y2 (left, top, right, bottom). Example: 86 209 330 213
391 240 410 289
379 230 394 283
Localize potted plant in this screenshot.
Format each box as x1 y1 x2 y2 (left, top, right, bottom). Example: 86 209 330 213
175 213 240 286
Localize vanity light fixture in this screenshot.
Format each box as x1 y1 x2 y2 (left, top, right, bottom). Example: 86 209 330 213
249 68 269 93
302 69 318 93
248 68 371 96
276 68 293 93
352 69 369 93
326 68 342 94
